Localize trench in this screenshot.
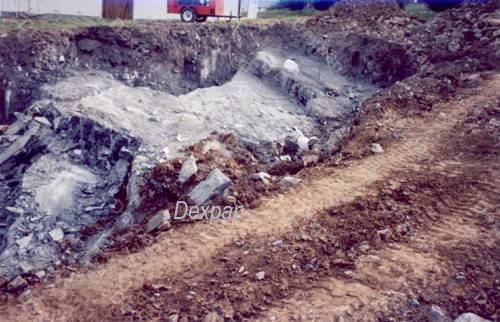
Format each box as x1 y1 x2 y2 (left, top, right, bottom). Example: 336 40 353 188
0 25 388 280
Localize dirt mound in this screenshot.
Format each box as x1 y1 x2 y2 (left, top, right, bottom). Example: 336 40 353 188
299 1 499 88
410 1 500 69
308 2 500 160
307 0 412 34
263 2 415 88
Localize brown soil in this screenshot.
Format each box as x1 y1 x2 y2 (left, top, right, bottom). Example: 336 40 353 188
0 65 498 322
0 3 499 322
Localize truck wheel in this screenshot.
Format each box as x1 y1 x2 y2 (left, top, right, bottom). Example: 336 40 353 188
196 16 207 22
181 8 196 22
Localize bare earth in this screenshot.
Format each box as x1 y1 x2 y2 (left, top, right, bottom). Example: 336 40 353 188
0 72 498 322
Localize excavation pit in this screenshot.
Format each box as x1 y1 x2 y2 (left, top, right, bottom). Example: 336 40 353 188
0 45 377 278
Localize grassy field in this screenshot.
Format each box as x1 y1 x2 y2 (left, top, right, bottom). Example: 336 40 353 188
256 8 317 20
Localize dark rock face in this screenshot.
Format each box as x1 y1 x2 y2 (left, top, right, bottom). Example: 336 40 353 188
337 35 416 87
0 105 139 278
0 26 304 268
0 82 5 124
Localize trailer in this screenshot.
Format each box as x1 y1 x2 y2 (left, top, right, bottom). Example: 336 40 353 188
167 0 241 22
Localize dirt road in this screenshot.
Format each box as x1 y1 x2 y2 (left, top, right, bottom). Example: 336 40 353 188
0 67 498 321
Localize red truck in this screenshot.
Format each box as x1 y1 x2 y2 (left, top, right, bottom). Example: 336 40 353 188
167 0 241 22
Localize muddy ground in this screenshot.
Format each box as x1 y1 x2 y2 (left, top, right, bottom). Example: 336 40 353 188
0 1 499 321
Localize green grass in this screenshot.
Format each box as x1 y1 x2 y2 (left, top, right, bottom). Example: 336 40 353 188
405 4 436 20
256 8 316 20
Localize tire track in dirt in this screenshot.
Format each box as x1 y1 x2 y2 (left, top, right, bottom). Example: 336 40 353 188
264 104 500 319
86 158 499 321
1 76 498 321
260 170 500 322
0 140 429 321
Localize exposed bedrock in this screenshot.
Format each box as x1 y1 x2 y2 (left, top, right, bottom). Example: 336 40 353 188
0 104 138 277
0 47 377 277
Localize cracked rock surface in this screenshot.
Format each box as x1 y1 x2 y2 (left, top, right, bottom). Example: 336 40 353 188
0 48 374 278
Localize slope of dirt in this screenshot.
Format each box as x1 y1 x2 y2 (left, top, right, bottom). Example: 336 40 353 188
0 2 499 321
307 0 415 36
277 0 500 87
0 69 498 322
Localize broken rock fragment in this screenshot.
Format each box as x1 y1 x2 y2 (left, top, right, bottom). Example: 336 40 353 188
297 135 310 152
280 176 302 186
6 275 28 293
16 234 33 250
203 312 224 322
188 169 231 206
0 124 42 167
283 136 300 155
283 59 300 74
250 172 271 182
223 195 237 206
293 128 310 152
146 210 171 233
370 143 385 154
48 228 64 242
454 313 491 322
77 38 101 53
177 156 198 184
325 126 349 153
168 314 179 322
427 305 452 322
33 116 52 127
19 262 33 274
